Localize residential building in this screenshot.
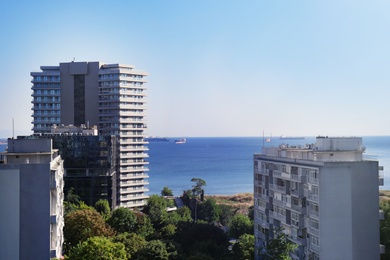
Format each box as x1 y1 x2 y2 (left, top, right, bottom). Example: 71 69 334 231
254 136 384 260
0 138 64 259
28 124 117 207
31 62 149 208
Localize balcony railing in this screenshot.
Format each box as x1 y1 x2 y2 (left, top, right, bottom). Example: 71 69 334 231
269 183 286 193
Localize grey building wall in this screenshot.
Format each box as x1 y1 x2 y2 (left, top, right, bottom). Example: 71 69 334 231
20 164 51 260
59 62 100 126
320 161 379 260
0 164 54 260
0 166 20 260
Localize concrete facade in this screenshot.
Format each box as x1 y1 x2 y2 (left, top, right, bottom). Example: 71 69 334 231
254 137 383 260
31 62 149 209
0 138 64 259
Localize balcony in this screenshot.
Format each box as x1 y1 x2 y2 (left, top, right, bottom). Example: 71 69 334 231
310 226 320 236
269 183 286 193
291 204 306 214
289 236 307 246
309 210 320 219
269 210 287 223
272 198 291 208
306 191 319 202
308 176 319 184
379 167 384 186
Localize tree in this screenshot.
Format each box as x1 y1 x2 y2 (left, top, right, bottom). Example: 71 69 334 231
259 228 297 260
134 212 155 238
232 234 255 260
380 200 390 260
66 236 126 260
107 207 137 233
191 178 206 197
228 214 253 238
137 239 169 260
94 199 111 220
144 194 168 227
174 221 229 258
176 206 193 222
63 209 115 253
112 232 147 259
161 186 173 196
197 198 220 223
218 204 236 226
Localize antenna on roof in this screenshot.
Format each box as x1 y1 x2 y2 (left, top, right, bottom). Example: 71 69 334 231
12 118 14 139
72 57 75 62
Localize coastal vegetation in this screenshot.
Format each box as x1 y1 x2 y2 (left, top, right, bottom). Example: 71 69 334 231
379 193 390 260
60 179 294 259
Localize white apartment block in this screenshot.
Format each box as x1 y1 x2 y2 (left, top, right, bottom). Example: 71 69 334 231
0 138 64 259
31 62 149 209
254 137 384 260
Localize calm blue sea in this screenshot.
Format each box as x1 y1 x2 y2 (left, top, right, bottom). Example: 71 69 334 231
147 136 390 196
1 136 390 196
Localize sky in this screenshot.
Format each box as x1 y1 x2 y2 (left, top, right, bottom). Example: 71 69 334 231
1 0 390 137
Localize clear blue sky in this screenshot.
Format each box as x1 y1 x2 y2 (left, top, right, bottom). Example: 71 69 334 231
1 0 390 137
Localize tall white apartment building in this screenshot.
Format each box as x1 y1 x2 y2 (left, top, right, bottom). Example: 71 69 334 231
31 62 149 209
254 137 384 260
0 138 64 259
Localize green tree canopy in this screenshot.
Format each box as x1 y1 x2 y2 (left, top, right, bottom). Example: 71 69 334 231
259 228 297 260
94 199 111 220
144 194 168 227
197 198 220 223
228 214 253 238
63 209 115 253
380 200 390 260
134 212 155 238
174 221 229 258
66 236 126 260
161 186 174 196
137 239 169 260
191 178 206 197
107 207 137 234
233 233 255 260
112 232 147 259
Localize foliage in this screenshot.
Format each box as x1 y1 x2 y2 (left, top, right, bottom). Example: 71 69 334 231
134 212 155 238
94 199 111 220
137 239 169 260
191 178 206 197
190 239 230 259
66 236 126 260
144 194 168 227
112 232 147 259
176 206 193 222
161 186 174 196
107 207 137 234
175 221 229 258
63 209 115 253
218 204 236 226
248 205 254 221
232 234 255 260
160 223 177 238
197 198 220 223
228 214 253 238
259 228 297 260
66 187 81 205
380 200 390 260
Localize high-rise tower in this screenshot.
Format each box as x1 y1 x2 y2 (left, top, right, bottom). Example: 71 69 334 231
31 62 149 209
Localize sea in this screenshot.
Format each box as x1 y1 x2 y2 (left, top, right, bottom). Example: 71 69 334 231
1 136 390 196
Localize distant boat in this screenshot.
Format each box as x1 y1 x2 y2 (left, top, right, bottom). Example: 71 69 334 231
279 135 305 140
145 137 169 142
175 138 186 144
